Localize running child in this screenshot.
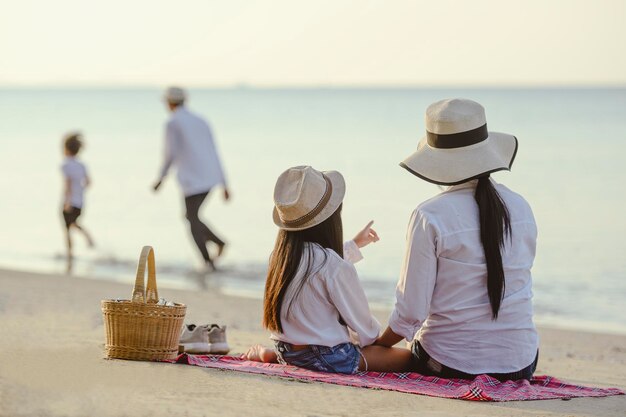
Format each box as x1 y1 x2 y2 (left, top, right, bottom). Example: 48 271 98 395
61 132 93 272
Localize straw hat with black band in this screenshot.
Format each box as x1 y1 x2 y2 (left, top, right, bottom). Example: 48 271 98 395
400 98 518 185
273 166 346 231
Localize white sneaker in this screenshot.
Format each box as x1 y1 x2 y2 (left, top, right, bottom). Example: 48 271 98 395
207 324 230 354
179 324 230 354
179 324 210 353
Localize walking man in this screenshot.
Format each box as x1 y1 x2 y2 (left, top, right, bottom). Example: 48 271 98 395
153 86 230 271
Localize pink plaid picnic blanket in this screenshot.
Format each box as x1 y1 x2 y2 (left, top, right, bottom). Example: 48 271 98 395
171 353 624 402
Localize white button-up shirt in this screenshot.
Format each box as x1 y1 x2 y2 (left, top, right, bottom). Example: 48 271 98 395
271 240 381 347
389 180 539 374
159 107 226 197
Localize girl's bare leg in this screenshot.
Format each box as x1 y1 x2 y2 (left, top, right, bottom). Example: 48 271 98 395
73 223 94 247
245 344 413 372
359 345 413 372
65 227 73 273
245 344 278 363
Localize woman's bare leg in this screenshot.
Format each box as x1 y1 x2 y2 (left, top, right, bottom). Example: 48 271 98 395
359 345 413 372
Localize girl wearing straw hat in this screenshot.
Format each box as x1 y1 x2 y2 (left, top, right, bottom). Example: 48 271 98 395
245 166 412 373
375 98 539 381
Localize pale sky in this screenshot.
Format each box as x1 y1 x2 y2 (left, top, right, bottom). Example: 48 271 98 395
1 0 624 87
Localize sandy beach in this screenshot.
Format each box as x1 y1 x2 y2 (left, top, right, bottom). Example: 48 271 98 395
0 267 624 417
2 1 625 415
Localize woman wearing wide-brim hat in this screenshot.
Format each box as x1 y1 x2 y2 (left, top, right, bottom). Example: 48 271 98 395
245 166 413 373
375 98 539 381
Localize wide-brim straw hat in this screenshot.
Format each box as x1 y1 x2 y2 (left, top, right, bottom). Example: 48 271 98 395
400 98 518 185
273 166 345 231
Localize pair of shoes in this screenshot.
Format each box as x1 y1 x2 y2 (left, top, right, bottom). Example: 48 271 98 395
179 324 230 354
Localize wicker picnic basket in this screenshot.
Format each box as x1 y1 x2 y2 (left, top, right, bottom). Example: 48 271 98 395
101 246 186 361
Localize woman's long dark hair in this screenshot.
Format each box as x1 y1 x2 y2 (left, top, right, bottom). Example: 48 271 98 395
475 176 512 319
263 205 343 333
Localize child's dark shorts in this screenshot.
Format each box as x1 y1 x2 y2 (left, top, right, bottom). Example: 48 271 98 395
275 341 362 374
63 207 82 228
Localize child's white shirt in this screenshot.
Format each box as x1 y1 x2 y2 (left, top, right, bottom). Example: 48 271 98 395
61 157 87 208
270 240 380 347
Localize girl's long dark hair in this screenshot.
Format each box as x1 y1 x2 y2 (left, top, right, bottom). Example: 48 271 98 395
475 176 512 320
263 205 343 333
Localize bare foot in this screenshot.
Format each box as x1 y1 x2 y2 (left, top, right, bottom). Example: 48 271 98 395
66 255 73 274
203 260 216 274
245 344 278 363
216 243 226 258
245 344 265 361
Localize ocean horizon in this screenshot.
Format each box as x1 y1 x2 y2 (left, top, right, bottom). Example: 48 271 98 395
1 86 624 334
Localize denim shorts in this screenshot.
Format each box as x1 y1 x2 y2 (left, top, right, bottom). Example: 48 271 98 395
275 341 362 374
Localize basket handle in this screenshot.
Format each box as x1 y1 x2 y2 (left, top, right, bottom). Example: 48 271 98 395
131 246 159 304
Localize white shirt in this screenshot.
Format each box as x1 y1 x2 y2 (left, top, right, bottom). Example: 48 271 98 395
270 240 381 347
389 180 539 374
159 107 226 197
61 157 88 208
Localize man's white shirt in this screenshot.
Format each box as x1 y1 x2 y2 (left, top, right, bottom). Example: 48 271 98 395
160 107 226 196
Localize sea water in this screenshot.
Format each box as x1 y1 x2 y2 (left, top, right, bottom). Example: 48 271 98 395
0 87 624 334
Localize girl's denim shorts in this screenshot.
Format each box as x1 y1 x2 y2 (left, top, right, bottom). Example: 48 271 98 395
275 341 362 374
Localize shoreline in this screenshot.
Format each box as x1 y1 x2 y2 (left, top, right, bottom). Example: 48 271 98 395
1 266 624 417
2 258 624 337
